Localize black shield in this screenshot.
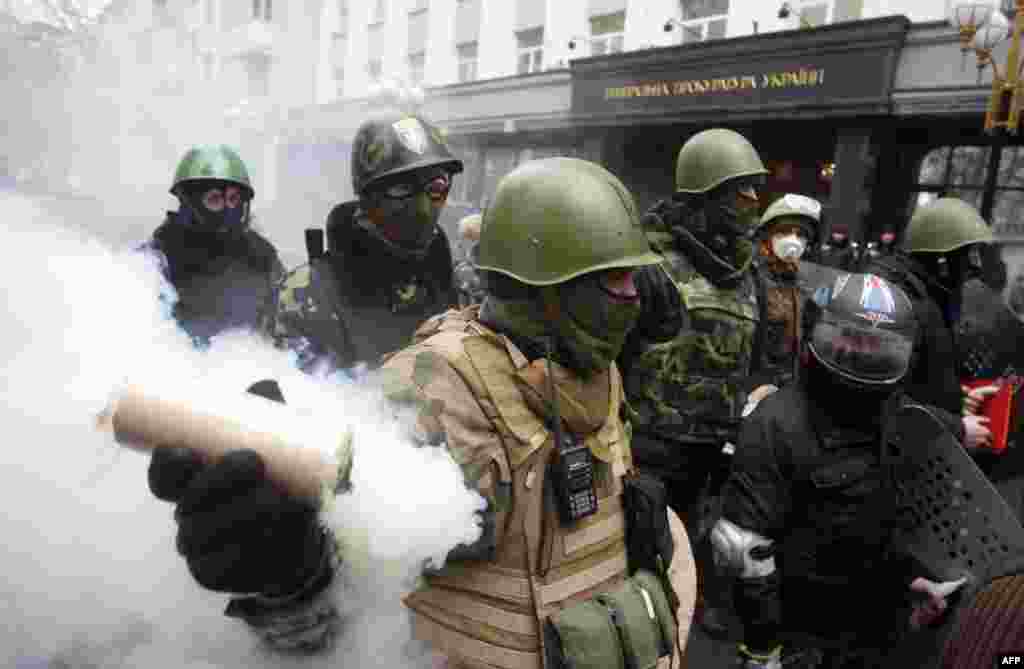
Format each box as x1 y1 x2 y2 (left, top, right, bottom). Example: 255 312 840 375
887 403 1024 585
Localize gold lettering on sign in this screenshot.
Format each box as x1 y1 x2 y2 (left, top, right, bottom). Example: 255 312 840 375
604 68 826 100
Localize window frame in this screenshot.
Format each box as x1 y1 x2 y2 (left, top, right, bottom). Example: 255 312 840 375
909 144 1024 237
457 41 478 83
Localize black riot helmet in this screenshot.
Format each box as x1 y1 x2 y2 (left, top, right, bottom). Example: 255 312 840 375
350 112 463 198
803 272 918 389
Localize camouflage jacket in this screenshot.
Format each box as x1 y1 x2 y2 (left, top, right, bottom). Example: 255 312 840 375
619 218 763 444
272 205 457 372
146 214 284 344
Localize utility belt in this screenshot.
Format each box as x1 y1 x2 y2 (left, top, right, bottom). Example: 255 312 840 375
542 472 680 669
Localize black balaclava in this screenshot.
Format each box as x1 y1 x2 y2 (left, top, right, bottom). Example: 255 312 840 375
912 245 984 327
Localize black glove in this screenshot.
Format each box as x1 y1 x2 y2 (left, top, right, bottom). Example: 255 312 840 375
148 446 327 598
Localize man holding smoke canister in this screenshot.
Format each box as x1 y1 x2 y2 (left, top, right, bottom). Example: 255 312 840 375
144 157 697 666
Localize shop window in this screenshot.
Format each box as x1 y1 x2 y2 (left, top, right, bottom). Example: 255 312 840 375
253 0 271 22
372 0 387 24
678 1 728 43
367 57 383 82
199 51 215 81
457 42 478 83
450 146 481 204
907 144 1024 234
995 146 1024 235
337 1 348 35
516 27 544 75
331 31 346 97
590 11 625 56
246 57 270 97
408 52 425 86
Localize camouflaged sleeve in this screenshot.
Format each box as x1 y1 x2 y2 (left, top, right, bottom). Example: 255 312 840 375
373 345 509 516
270 264 336 370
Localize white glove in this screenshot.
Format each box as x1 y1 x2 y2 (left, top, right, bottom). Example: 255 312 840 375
962 384 1000 416
908 577 967 630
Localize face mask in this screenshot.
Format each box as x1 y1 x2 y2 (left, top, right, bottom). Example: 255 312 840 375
551 273 641 378
772 233 806 262
181 187 249 234
371 190 440 251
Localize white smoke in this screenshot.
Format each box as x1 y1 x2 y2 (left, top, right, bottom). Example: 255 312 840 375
0 191 484 668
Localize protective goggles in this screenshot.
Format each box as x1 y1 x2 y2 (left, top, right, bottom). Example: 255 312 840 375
200 185 245 211
379 172 452 201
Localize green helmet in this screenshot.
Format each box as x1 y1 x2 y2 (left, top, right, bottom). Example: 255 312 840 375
675 128 768 194
903 197 993 254
350 112 463 196
171 145 253 198
756 193 822 242
476 157 662 286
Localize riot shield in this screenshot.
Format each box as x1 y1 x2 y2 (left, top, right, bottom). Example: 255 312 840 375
887 403 1024 585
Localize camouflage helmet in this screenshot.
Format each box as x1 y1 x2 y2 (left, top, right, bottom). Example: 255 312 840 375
903 197 993 254
756 193 822 242
476 157 662 286
675 128 768 194
350 112 463 196
171 145 253 198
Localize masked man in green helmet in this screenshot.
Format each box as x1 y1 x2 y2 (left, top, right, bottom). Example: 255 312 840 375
145 145 284 345
145 157 698 665
617 127 770 638
273 112 463 374
864 197 995 452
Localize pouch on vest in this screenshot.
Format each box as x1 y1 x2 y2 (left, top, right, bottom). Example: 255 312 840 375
621 471 678 613
544 570 675 669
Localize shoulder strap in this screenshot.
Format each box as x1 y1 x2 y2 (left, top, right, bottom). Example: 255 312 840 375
308 257 358 369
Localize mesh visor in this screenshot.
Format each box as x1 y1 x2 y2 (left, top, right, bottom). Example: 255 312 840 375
809 313 914 384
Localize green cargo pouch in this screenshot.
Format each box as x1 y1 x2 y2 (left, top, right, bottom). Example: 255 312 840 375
597 572 673 669
544 571 675 669
545 599 626 669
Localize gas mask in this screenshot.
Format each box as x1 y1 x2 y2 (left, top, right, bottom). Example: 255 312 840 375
179 182 250 236
359 169 451 258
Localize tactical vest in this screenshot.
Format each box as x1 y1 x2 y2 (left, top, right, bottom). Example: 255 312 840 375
630 249 760 437
399 310 634 669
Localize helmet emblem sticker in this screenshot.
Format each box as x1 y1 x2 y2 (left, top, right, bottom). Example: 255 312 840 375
392 118 428 155
362 139 390 172
860 274 896 313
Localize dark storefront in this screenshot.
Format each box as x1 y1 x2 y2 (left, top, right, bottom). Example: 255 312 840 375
568 16 911 246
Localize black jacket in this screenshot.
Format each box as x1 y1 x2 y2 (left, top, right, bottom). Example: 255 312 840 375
273 204 457 371
148 214 284 342
866 253 963 416
723 381 918 651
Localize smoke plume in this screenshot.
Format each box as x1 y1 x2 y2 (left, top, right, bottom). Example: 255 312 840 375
0 191 484 668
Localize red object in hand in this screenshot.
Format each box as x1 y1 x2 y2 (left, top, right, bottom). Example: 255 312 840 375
962 377 1020 453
